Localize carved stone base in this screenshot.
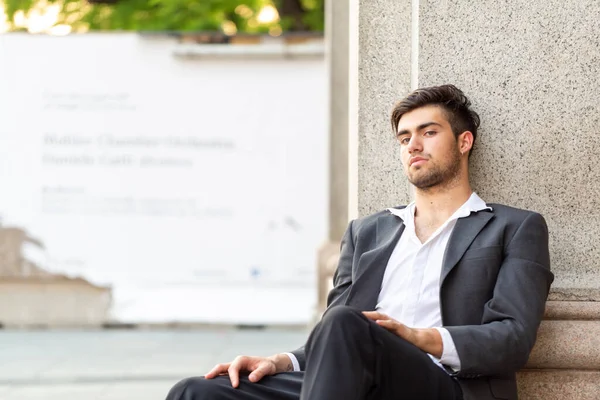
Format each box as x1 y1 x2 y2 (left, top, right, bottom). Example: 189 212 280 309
518 370 600 400
519 299 600 399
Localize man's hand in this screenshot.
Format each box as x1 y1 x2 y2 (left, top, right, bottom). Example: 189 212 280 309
362 311 443 358
204 354 293 388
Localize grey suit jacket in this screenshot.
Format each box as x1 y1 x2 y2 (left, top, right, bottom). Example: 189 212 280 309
291 204 554 400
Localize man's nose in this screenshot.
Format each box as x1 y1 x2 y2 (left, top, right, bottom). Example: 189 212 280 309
407 136 422 153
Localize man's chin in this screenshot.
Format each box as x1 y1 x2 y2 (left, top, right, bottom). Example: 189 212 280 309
412 183 439 190
408 175 442 190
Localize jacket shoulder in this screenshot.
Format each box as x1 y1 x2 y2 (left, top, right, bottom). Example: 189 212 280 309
350 206 405 231
488 203 546 222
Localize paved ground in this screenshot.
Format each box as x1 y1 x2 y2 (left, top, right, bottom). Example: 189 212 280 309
0 327 309 400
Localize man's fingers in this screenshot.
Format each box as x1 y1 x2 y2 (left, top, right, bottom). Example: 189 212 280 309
228 357 247 388
228 366 240 388
375 319 397 329
362 311 388 321
377 319 411 339
363 312 406 337
248 364 270 383
204 363 230 379
206 356 274 386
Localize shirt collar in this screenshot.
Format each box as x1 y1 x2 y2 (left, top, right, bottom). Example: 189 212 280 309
387 192 492 221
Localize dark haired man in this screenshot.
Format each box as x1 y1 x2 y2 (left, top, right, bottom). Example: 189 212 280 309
166 85 553 400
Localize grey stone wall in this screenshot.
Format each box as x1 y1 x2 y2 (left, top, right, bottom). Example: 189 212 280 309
358 0 600 292
354 1 600 396
358 1 413 211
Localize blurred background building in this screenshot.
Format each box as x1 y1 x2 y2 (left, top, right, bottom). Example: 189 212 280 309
0 0 329 329
0 3 330 398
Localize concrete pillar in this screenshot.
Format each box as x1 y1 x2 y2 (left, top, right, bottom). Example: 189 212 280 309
356 0 600 398
315 0 353 315
326 0 351 241
357 0 413 212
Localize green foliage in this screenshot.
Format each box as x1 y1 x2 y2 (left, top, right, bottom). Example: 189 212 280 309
299 1 323 31
2 0 323 33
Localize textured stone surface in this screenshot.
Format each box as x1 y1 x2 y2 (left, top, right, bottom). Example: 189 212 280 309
357 0 412 214
548 288 600 302
545 300 600 320
355 2 600 396
517 370 600 400
326 0 351 240
417 0 600 289
357 0 600 289
526 320 600 369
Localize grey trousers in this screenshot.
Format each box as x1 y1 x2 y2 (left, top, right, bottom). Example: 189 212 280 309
165 306 463 400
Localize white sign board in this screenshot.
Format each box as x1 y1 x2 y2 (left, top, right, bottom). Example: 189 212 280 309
0 34 327 324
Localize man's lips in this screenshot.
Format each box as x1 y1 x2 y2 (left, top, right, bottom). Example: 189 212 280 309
409 157 427 166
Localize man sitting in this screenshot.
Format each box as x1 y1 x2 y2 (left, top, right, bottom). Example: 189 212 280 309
166 84 553 400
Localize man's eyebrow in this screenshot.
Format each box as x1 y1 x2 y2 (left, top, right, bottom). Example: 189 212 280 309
396 122 443 136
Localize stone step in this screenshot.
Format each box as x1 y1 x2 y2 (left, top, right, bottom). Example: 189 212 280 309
522 300 600 399
526 320 600 369
544 300 600 320
517 370 600 400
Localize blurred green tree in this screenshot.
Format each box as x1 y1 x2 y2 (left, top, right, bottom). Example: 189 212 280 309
2 0 323 33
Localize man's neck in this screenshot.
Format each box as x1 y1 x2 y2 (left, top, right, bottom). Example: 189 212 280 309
413 183 473 224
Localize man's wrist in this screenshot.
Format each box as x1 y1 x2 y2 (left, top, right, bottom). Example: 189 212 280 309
268 353 294 373
416 328 443 358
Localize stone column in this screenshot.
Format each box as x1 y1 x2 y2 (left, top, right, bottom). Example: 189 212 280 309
315 0 353 316
356 0 600 398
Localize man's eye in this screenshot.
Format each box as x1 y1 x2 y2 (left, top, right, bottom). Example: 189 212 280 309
424 131 436 136
399 137 410 145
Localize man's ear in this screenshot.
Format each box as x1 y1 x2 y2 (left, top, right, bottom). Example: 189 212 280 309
458 131 474 155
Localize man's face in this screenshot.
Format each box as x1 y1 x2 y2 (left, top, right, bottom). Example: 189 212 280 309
396 105 463 190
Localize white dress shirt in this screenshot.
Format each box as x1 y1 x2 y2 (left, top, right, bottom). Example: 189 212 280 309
377 192 491 371
285 193 491 373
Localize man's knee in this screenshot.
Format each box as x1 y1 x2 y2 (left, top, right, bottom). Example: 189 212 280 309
321 305 365 326
165 377 225 400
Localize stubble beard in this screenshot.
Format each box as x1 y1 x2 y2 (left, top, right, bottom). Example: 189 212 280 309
407 150 462 191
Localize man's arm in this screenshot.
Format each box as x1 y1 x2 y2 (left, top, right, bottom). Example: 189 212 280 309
289 219 356 370
444 212 553 376
362 311 444 358
365 212 552 376
361 314 460 370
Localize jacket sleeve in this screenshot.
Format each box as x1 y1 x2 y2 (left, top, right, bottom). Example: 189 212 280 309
290 219 356 370
445 212 554 377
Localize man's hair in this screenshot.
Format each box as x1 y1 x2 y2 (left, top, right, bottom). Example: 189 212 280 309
390 84 481 149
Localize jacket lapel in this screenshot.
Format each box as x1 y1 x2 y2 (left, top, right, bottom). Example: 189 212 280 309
345 213 405 310
440 210 494 285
